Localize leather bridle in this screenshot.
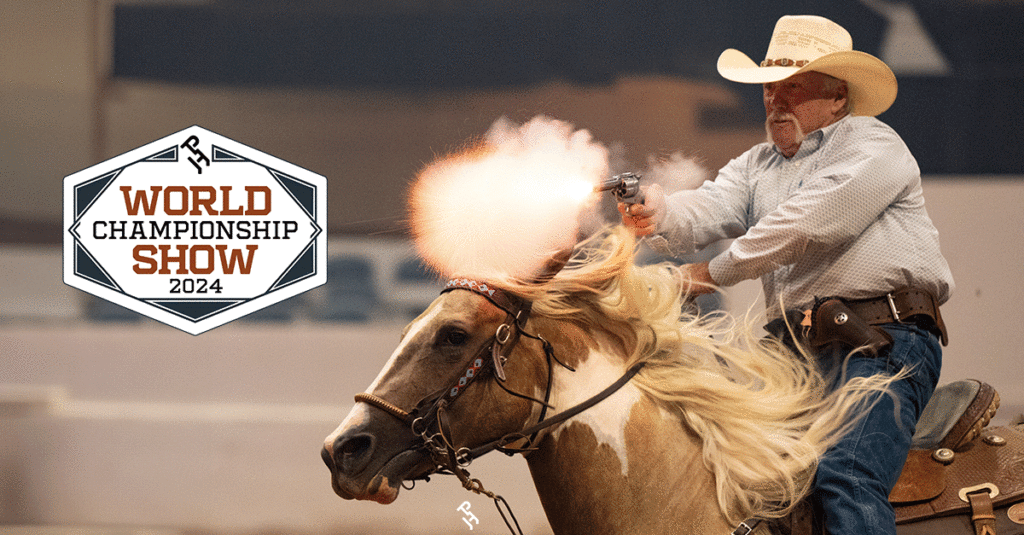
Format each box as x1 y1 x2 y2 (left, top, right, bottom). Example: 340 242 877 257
353 277 645 535
354 277 553 435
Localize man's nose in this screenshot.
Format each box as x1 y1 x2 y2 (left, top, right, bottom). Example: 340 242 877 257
765 91 788 111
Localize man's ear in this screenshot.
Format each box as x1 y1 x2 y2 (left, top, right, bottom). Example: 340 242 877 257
831 82 849 115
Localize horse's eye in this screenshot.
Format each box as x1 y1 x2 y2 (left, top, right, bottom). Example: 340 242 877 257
442 328 468 347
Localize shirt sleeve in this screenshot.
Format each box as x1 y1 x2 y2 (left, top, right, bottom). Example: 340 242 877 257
655 152 755 256
709 120 920 287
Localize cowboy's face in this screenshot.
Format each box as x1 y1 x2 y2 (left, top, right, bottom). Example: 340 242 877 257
763 71 848 156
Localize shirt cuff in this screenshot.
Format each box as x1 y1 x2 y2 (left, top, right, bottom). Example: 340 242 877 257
707 252 746 287
653 211 697 257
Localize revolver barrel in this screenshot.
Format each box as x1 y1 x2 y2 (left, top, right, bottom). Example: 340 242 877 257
595 172 644 204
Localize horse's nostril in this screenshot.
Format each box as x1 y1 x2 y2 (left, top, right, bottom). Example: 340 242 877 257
321 444 336 471
334 433 375 475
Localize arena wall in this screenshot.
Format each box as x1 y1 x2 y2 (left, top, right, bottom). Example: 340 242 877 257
2 177 1022 534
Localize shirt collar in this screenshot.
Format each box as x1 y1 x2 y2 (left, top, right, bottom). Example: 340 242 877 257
772 115 850 158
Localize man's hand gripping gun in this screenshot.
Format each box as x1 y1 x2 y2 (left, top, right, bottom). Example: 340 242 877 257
598 171 674 256
595 172 645 206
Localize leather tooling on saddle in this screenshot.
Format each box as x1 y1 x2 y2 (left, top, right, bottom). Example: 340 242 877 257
771 379 1019 535
889 379 1021 534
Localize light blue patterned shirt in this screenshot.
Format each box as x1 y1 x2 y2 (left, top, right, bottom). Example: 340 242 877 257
656 115 954 320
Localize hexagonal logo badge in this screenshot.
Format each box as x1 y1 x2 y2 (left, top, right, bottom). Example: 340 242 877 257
63 125 327 334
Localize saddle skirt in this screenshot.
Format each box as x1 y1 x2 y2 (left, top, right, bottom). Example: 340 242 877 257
890 379 1001 505
890 379 1023 532
769 380 1022 535
892 423 1024 532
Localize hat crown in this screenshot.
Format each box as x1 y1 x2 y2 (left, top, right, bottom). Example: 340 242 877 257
717 14 897 116
764 15 853 65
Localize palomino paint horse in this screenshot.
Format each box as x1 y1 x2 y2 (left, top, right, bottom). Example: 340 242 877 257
321 228 1018 534
322 228 901 534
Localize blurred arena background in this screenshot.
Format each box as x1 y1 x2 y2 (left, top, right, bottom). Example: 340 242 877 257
2 1 1022 534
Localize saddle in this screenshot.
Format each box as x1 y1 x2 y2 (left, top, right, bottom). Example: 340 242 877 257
891 379 1024 535
770 379 1023 535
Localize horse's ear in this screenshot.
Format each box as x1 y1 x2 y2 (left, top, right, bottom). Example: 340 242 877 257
530 247 573 285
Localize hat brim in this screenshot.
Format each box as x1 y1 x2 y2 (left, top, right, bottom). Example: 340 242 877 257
717 48 897 117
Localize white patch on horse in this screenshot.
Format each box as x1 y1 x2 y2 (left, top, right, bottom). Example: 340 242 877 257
325 303 444 447
549 346 641 476
324 403 370 449
366 301 443 392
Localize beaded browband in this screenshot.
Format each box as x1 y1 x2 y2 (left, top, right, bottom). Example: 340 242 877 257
443 277 525 316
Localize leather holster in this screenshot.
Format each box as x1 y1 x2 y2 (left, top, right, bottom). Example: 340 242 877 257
807 297 894 355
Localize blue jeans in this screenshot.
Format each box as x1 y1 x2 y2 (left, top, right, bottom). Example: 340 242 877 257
812 323 943 535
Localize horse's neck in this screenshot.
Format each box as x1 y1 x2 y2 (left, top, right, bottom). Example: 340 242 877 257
524 346 732 535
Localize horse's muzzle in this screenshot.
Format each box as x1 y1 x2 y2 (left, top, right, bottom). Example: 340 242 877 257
322 423 430 503
323 431 375 477
323 430 383 501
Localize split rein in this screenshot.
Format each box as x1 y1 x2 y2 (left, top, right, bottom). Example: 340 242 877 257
354 278 646 535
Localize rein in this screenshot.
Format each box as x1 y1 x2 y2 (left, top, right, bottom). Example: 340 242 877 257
353 277 646 535
465 360 646 461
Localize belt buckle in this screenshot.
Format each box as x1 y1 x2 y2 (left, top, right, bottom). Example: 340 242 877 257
886 292 902 323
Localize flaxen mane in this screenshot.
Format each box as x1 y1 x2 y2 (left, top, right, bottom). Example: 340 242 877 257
504 226 897 522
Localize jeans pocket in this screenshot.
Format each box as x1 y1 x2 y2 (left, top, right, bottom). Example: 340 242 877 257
880 323 943 425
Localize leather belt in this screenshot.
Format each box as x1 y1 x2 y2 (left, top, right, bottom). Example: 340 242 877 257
843 288 948 346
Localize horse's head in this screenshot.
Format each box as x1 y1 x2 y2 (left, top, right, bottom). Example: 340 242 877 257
321 276 556 504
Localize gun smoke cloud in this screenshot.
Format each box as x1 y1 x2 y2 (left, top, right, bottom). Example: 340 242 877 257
409 116 608 281
408 115 708 282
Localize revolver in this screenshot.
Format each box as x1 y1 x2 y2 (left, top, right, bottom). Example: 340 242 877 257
596 172 645 206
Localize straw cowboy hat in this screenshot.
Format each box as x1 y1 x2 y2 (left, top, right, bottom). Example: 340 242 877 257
717 15 897 117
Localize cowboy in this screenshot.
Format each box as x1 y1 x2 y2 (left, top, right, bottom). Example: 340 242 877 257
620 15 954 535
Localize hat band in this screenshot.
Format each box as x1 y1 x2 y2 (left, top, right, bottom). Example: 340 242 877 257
760 58 810 68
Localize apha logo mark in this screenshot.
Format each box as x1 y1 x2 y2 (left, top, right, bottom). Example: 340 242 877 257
63 125 327 335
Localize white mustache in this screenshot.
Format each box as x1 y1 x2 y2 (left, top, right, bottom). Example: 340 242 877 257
767 111 798 123
764 112 806 146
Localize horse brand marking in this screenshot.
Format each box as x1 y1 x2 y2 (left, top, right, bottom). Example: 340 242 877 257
457 500 479 530
63 125 326 334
